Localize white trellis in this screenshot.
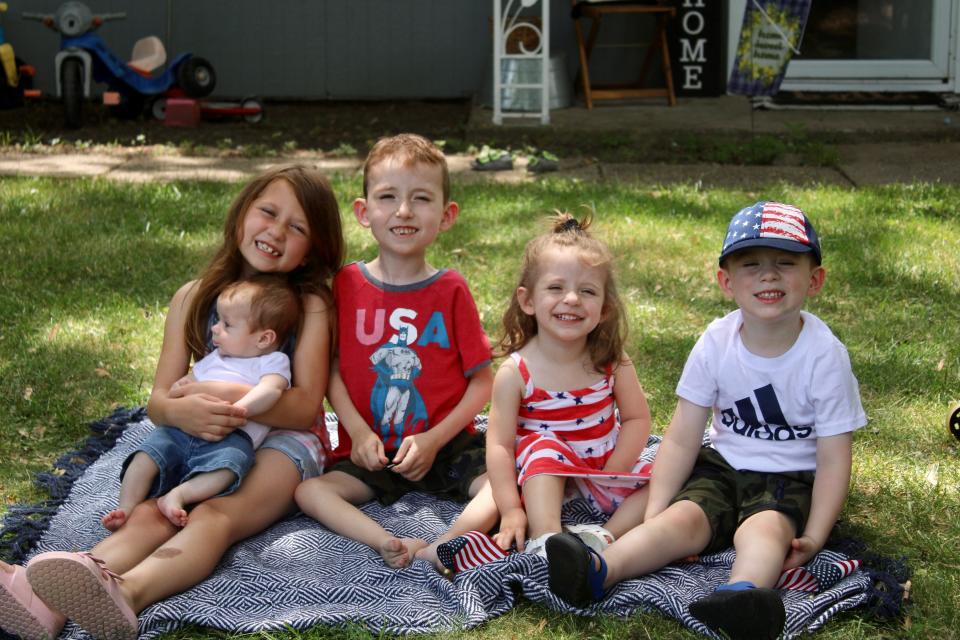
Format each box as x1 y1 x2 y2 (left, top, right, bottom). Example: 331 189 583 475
492 0 550 125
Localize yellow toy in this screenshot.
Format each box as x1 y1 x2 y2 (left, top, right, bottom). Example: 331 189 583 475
0 2 35 108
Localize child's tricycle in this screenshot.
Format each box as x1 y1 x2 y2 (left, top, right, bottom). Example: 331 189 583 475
23 1 215 128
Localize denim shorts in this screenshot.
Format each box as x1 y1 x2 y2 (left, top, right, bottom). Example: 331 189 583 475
123 426 255 498
260 429 325 480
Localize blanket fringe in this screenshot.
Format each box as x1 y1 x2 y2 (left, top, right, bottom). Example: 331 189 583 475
0 406 144 563
828 530 912 620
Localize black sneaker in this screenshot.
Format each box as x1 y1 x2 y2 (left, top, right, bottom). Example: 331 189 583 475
688 587 786 640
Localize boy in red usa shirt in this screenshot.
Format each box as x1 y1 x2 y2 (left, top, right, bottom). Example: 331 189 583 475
546 202 867 640
295 134 493 568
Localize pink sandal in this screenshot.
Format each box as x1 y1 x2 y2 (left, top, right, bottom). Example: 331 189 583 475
0 561 66 640
25 551 138 640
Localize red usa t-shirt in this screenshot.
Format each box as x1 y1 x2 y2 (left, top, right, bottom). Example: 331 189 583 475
326 262 491 463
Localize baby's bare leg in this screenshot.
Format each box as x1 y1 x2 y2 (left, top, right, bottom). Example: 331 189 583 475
103 452 158 531
158 469 237 527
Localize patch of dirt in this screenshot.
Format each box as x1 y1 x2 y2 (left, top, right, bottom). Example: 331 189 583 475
1 97 657 162
0 98 474 155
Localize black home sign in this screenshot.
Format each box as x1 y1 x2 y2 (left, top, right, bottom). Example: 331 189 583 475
668 0 724 96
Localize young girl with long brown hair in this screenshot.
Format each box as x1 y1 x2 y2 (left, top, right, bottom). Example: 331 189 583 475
1 165 343 640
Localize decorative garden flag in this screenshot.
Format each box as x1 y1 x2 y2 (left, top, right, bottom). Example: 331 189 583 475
728 0 813 96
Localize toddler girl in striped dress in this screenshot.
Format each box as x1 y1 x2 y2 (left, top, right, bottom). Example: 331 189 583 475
419 212 656 574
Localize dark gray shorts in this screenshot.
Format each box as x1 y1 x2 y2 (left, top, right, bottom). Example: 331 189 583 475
671 446 814 554
331 430 486 505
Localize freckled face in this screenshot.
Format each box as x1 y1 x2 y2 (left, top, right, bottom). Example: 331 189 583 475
238 179 311 276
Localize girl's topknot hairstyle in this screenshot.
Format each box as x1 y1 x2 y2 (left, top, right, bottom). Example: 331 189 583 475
558 215 582 233
499 210 628 373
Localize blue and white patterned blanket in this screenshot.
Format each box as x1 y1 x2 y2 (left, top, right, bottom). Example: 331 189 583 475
25 416 881 639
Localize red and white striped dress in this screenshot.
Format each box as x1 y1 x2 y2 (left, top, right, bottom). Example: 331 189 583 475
512 353 652 515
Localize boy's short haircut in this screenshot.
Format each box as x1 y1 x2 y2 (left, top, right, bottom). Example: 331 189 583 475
362 133 450 204
221 275 302 347
719 201 822 266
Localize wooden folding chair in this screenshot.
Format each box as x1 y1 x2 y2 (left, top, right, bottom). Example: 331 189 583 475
571 0 677 108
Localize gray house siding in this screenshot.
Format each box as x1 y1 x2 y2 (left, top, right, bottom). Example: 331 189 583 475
11 0 670 100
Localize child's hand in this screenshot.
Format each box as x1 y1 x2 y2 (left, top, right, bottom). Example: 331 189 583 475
351 430 389 471
169 394 247 442
495 507 528 552
391 432 440 482
782 535 820 570
169 375 193 396
169 379 250 403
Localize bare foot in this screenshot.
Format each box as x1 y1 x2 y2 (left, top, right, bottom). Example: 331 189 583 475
380 537 427 568
404 538 428 558
414 542 445 572
101 508 129 531
157 493 189 527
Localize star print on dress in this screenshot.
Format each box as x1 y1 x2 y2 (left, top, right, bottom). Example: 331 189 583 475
510 353 651 515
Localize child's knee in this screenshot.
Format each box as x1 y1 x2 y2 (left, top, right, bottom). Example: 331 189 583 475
467 473 489 498
735 509 796 543
294 476 325 507
661 500 711 539
294 472 351 505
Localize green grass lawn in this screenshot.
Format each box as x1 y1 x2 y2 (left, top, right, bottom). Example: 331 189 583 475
1 175 958 638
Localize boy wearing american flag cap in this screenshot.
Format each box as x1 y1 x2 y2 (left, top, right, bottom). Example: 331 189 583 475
546 202 867 640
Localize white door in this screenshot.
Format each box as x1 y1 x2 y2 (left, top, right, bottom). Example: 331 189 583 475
727 0 958 91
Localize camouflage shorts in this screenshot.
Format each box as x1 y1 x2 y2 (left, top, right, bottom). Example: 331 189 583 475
671 446 814 554
331 430 486 505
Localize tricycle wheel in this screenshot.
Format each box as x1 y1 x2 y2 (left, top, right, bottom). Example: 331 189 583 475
110 93 145 120
949 402 960 442
150 97 167 121
242 97 264 124
61 57 83 129
177 56 216 98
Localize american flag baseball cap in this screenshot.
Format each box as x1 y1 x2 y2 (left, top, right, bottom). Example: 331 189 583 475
719 201 821 265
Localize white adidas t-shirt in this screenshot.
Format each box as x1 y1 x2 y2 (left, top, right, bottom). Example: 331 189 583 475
676 310 867 473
